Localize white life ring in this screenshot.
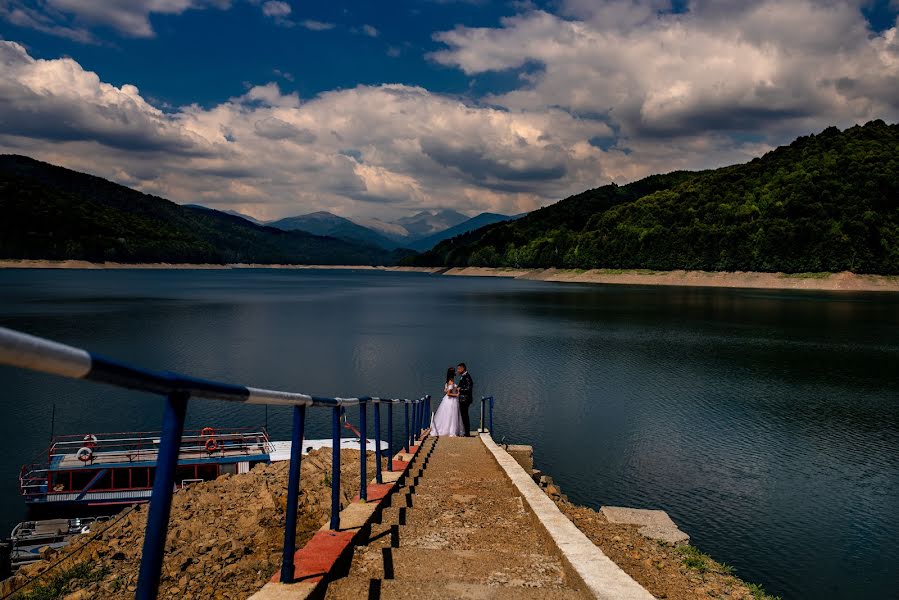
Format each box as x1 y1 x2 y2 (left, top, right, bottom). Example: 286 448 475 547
76 447 93 462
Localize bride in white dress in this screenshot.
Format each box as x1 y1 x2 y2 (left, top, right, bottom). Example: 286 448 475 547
431 367 465 437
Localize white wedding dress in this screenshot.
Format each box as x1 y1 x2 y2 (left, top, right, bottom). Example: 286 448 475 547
431 381 465 437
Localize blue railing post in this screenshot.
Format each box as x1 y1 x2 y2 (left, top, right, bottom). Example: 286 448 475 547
330 407 341 530
136 390 189 600
425 395 431 430
280 405 306 583
373 401 383 484
387 402 393 472
359 402 367 502
404 402 410 453
479 397 486 432
412 400 419 443
489 396 494 434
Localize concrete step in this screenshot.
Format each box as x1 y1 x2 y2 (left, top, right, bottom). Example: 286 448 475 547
325 577 586 599
350 547 572 588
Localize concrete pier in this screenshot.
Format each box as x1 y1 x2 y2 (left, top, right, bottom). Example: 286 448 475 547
254 432 656 599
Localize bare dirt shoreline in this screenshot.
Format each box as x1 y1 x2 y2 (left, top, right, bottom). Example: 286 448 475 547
2 260 897 292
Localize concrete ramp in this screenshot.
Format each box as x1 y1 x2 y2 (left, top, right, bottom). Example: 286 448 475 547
322 435 655 600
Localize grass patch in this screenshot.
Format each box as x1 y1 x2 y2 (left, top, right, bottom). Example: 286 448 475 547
15 561 109 600
674 545 736 576
675 545 781 600
747 582 782 600
675 545 712 573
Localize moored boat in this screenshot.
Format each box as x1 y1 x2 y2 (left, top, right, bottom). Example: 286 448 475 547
20 428 390 507
6 517 109 570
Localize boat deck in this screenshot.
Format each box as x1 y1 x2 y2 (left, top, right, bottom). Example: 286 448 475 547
49 442 270 470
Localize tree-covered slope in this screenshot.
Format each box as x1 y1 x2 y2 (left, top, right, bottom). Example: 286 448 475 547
412 121 899 274
0 155 398 265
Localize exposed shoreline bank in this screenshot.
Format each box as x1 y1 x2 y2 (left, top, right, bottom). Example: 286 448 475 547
3 259 898 292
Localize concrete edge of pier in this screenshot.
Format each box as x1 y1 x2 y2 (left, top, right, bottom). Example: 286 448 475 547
479 433 657 600
247 438 429 600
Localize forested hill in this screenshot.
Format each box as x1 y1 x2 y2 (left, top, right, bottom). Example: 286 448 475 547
0 156 401 265
411 121 899 274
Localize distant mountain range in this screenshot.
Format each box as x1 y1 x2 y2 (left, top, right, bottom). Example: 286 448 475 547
0 156 404 265
410 120 899 275
268 212 403 250
218 207 520 252
405 212 523 252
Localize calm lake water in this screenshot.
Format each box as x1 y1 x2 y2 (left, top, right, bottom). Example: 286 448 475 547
0 269 897 599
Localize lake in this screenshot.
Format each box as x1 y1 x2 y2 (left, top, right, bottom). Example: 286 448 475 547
0 268 897 599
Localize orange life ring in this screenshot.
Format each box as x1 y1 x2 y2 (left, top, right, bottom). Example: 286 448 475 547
76 447 93 462
205 438 219 452
82 434 98 448
200 427 216 437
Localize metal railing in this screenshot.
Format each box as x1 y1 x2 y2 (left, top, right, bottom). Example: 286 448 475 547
479 395 495 434
0 327 433 599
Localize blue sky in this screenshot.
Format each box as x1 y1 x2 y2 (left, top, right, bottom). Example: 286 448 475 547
0 1 897 220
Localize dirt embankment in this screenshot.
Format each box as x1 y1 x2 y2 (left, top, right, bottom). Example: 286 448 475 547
3 448 378 600
4 259 895 292
445 266 899 293
536 478 779 600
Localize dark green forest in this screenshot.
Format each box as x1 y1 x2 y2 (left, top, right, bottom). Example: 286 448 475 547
0 156 401 265
412 121 899 274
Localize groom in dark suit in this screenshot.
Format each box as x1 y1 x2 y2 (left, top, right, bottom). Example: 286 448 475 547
456 363 473 436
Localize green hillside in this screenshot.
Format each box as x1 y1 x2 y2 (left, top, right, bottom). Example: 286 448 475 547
412 121 899 274
0 155 399 265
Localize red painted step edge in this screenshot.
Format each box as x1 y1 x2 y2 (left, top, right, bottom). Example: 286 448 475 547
273 529 356 584
270 436 428 586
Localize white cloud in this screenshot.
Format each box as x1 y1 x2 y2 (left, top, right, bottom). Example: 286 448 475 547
362 24 378 37
299 19 335 31
0 0 232 38
431 2 899 142
0 41 624 220
261 0 290 18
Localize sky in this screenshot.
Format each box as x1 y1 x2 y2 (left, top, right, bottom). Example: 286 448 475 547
0 0 897 221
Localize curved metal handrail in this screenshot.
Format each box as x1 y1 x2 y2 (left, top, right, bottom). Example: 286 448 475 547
0 326 434 599
0 326 416 406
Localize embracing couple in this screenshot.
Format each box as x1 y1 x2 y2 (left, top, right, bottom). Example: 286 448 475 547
431 363 473 437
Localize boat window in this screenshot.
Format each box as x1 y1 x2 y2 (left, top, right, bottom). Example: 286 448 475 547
131 468 150 488
93 470 112 490
219 463 237 476
49 472 70 492
196 464 218 481
70 470 94 491
175 465 196 483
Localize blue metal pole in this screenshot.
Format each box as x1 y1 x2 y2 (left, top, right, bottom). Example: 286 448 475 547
404 402 410 453
136 390 189 600
387 402 393 472
280 405 306 583
330 407 341 530
359 402 367 502
480 397 485 432
489 397 494 434
373 402 383 484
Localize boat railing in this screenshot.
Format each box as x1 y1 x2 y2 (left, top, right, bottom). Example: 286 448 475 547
0 326 459 600
45 430 271 465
